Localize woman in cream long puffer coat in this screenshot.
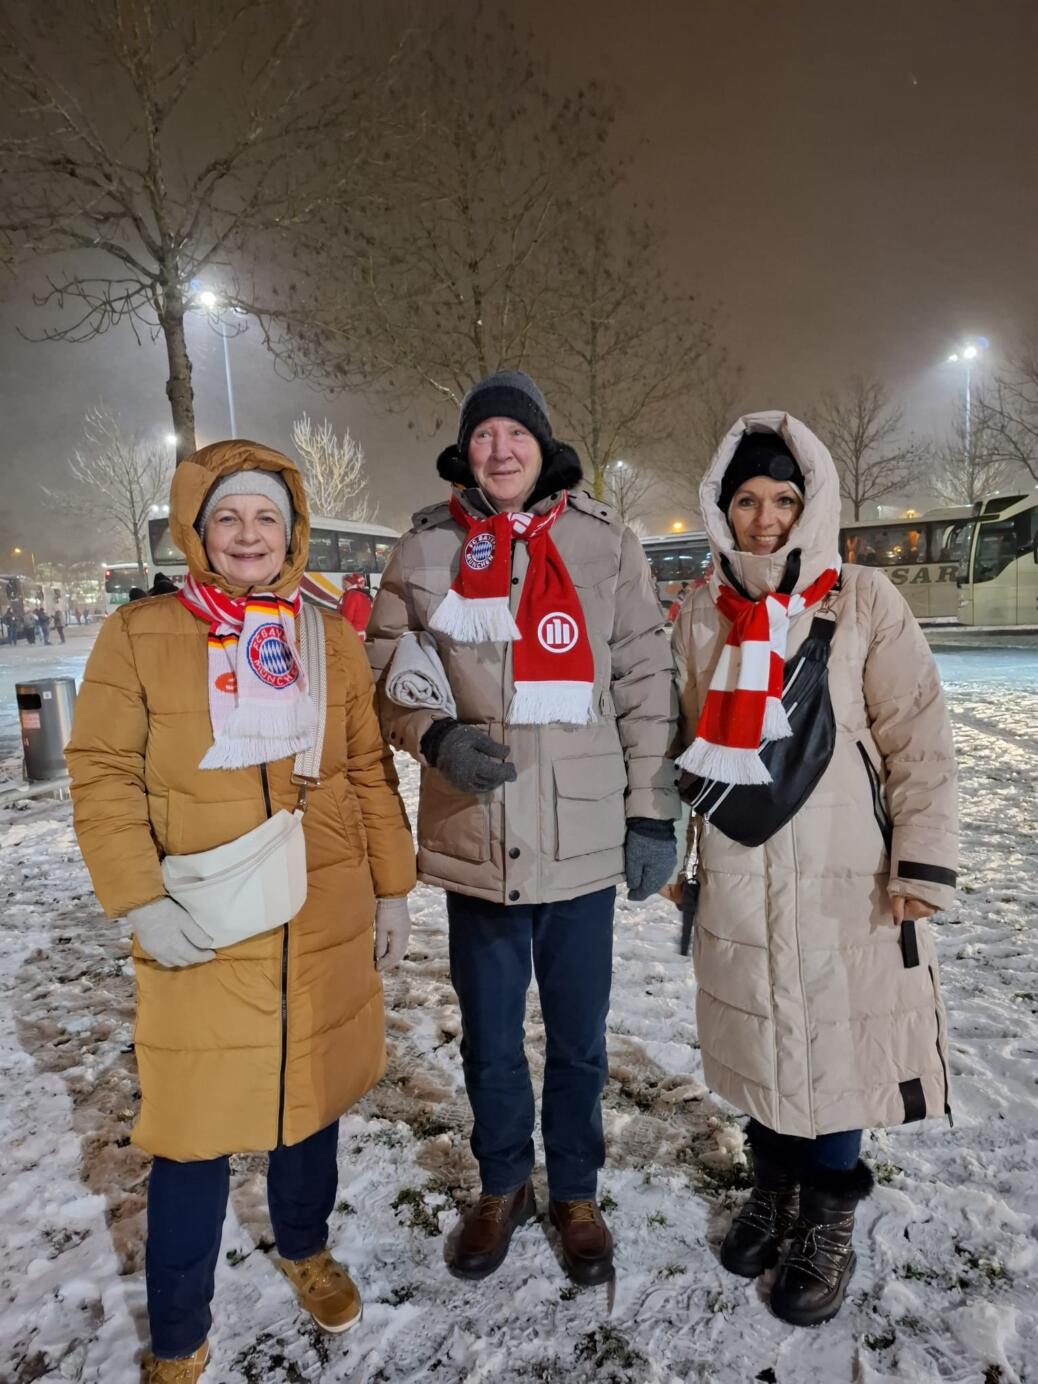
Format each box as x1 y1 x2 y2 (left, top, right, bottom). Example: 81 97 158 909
672 412 957 1327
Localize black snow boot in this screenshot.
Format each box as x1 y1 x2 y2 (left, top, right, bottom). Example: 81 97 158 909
770 1159 874 1327
720 1126 801 1278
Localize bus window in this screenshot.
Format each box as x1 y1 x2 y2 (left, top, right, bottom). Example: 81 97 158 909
843 524 927 566
338 533 376 572
308 527 341 572
933 519 974 565
373 539 395 573
148 518 181 565
971 520 1019 584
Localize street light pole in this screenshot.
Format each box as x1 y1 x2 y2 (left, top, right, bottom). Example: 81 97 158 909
196 289 239 437
946 340 985 462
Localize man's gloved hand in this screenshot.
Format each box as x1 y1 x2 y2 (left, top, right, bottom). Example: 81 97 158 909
128 896 216 968
375 896 411 972
625 819 678 901
420 718 518 794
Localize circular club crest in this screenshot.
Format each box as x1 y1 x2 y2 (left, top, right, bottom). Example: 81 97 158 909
247 624 299 689
536 611 579 654
464 531 497 572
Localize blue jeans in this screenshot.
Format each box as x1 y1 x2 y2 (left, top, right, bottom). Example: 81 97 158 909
146 1121 339 1359
747 1118 863 1171
447 886 615 1202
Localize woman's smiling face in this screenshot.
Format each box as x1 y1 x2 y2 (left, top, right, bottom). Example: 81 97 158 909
204 494 288 586
727 476 804 555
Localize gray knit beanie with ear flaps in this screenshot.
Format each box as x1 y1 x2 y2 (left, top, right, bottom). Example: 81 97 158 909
197 469 294 540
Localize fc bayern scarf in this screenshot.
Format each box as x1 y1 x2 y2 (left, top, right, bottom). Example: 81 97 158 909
178 574 316 770
675 567 839 786
429 493 595 725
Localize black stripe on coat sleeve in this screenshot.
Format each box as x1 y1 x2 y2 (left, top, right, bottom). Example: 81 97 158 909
896 860 957 888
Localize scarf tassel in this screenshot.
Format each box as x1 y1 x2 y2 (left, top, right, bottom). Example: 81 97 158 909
762 695 792 740
199 693 316 770
429 589 522 644
508 680 596 727
676 738 773 787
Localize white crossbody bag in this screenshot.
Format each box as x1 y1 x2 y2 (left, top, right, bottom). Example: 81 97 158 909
160 602 327 949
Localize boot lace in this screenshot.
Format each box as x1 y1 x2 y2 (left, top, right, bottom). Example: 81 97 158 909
559 1200 599 1225
736 1186 799 1238
475 1193 509 1223
783 1212 855 1289
293 1249 347 1295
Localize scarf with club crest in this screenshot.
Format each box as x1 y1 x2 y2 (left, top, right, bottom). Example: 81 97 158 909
675 567 839 785
178 573 316 769
429 492 595 725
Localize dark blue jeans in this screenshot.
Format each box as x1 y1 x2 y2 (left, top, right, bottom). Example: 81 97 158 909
747 1118 863 1171
146 1121 339 1360
446 886 615 1202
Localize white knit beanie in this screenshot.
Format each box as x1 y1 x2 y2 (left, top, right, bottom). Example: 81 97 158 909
197 469 294 539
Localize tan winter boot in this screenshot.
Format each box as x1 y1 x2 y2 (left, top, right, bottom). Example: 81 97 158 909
278 1248 363 1334
145 1340 210 1383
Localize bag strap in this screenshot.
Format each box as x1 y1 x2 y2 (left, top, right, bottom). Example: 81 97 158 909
291 601 327 811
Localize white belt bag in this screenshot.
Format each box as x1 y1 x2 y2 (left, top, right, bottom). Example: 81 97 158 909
161 603 328 949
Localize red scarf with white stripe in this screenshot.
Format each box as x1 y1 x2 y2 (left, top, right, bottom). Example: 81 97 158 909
676 568 839 785
178 574 315 770
429 493 595 725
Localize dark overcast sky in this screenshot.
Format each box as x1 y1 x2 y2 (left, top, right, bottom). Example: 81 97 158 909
2 0 1036 551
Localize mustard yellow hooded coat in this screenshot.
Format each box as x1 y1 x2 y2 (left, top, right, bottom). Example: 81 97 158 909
67 441 416 1161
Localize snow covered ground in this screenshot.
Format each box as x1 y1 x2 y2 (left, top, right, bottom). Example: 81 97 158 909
0 641 1036 1382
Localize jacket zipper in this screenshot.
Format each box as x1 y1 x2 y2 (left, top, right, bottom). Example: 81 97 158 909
928 962 953 1127
261 764 288 1146
856 740 892 853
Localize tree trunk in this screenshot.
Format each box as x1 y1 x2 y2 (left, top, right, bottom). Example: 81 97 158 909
160 287 197 463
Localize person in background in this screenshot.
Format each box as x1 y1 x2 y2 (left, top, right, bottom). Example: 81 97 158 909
672 416 957 1327
35 607 51 643
52 607 66 643
2 607 15 645
128 586 148 602
67 440 416 1383
339 572 373 636
368 370 678 1288
149 572 178 596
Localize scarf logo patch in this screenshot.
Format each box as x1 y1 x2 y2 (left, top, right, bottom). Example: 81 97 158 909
537 611 579 654
214 671 237 695
247 624 299 689
463 532 496 571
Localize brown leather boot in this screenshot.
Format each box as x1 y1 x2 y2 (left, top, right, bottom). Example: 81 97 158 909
549 1199 615 1285
450 1181 537 1280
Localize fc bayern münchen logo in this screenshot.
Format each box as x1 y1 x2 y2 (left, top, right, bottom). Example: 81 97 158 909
247 624 299 689
464 532 496 572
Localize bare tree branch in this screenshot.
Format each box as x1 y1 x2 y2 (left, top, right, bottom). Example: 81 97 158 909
813 376 926 520
291 414 377 522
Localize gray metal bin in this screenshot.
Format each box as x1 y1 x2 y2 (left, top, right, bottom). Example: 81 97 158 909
17 677 78 781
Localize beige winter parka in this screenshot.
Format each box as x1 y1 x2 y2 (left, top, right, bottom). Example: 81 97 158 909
673 413 958 1138
367 486 679 904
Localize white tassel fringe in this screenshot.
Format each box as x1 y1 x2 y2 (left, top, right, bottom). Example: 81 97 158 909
429 590 521 644
762 696 792 740
507 680 596 726
675 738 773 786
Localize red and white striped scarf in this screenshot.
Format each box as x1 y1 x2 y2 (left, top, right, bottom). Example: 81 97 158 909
177 574 315 770
429 492 595 725
676 568 839 785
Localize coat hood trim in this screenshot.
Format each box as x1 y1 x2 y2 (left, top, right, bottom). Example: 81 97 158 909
168 440 311 599
700 411 842 600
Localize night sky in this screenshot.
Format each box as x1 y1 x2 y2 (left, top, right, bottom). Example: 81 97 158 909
2 0 1035 550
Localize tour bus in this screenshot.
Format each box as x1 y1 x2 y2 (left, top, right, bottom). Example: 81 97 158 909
146 510 400 612
955 491 1038 626
103 561 146 616
642 531 713 616
838 506 978 621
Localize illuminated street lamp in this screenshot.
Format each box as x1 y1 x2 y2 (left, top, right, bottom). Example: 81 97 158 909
946 338 989 456
193 287 240 436
671 520 685 533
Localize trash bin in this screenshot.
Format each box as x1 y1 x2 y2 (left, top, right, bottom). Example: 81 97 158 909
17 677 78 782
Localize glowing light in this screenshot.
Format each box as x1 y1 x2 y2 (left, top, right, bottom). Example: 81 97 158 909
164 432 178 446
671 520 685 532
198 290 219 310
962 345 978 360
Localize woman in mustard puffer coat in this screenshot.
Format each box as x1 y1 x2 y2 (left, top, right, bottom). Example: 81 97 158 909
67 441 415 1381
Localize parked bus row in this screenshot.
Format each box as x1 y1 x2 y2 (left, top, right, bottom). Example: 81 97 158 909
643 491 1038 627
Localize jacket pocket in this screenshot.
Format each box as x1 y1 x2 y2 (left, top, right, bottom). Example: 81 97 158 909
166 789 266 856
417 767 491 864
553 753 627 861
855 739 892 853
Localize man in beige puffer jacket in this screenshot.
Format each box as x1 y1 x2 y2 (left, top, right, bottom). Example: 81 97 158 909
673 412 957 1327
368 371 678 1287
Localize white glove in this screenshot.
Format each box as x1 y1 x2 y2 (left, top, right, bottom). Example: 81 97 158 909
128 896 216 968
375 896 411 972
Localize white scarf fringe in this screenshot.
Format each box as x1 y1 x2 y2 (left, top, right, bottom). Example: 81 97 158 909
676 738 773 786
429 589 521 644
507 680 596 726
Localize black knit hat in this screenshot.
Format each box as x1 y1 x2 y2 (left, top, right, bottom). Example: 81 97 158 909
718 432 805 514
436 368 583 503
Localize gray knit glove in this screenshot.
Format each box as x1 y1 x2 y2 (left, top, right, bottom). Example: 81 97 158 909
625 819 678 901
128 896 216 968
421 719 517 794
